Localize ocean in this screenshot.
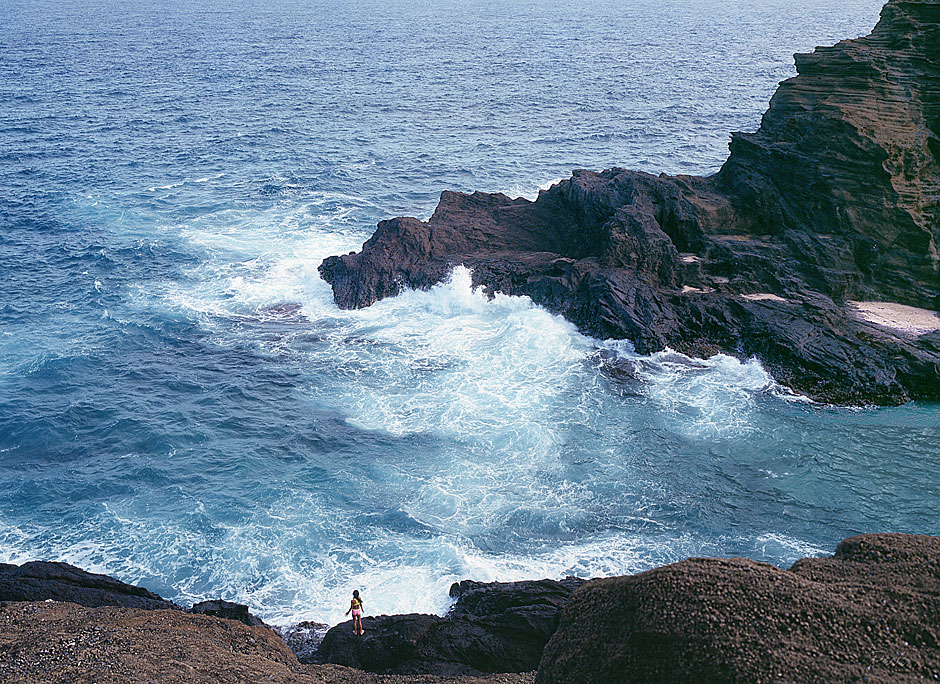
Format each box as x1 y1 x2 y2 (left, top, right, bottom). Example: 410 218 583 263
1 0 937 626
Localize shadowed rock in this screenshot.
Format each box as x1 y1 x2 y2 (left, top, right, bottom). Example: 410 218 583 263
0 561 178 611
191 599 266 627
312 578 585 675
273 620 331 663
320 0 940 405
536 533 940 684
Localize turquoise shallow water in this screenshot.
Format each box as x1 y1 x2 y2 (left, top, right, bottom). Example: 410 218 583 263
1 0 938 626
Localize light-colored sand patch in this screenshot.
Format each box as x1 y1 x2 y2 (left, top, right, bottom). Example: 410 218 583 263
741 293 788 303
680 254 702 264
681 285 714 294
849 301 940 335
713 234 771 246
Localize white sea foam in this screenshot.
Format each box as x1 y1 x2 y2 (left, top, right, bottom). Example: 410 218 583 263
508 176 566 201
148 173 224 193
0 504 828 628
753 533 829 562
596 342 776 439
328 267 593 443
113 187 826 626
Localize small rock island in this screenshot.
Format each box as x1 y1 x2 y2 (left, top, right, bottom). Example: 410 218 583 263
321 0 940 405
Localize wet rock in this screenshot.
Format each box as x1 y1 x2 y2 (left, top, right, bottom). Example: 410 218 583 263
313 578 585 675
320 0 940 406
191 599 265 627
273 620 331 663
0 561 178 611
536 533 940 684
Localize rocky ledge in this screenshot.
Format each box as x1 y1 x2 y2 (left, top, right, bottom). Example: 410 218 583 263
320 0 940 405
312 578 585 676
538 533 940 683
1 534 938 683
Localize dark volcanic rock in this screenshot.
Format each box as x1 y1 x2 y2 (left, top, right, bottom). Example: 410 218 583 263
191 599 266 627
320 0 940 405
0 560 178 611
273 620 331 663
313 578 584 675
536 533 940 684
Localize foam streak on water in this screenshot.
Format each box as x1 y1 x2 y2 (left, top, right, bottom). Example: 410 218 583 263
2 0 937 627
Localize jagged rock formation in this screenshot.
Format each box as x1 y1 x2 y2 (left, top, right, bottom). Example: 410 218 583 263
320 0 940 405
536 534 940 684
312 578 585 675
275 620 332 664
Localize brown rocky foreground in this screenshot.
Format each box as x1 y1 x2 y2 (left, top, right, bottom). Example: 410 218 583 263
2 534 939 683
538 533 940 684
320 0 940 406
0 601 533 684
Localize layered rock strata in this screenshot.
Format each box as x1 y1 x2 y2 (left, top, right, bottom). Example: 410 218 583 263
320 0 940 405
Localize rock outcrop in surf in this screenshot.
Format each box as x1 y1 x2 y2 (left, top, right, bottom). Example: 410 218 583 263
320 0 940 405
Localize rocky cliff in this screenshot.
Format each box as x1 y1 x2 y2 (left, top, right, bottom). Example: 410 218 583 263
320 0 940 405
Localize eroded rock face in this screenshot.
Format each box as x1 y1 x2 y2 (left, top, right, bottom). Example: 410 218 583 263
536 533 940 684
320 0 940 405
312 578 585 675
0 561 178 611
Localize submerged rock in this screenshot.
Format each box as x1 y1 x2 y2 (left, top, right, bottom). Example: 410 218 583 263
313 578 585 675
0 560 179 611
320 0 940 405
537 533 940 684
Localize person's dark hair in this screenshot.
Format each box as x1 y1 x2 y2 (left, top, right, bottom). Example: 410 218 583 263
353 590 360 599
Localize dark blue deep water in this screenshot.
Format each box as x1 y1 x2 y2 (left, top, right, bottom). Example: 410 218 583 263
2 0 937 625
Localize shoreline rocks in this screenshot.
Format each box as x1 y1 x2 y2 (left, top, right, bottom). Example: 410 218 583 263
537 533 940 683
192 598 267 627
319 0 940 406
312 578 585 675
2 535 939 682
0 560 179 611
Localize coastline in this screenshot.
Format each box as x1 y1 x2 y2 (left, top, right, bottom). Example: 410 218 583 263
2 533 938 683
319 0 940 407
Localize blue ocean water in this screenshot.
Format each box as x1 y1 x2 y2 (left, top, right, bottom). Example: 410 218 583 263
1 0 938 626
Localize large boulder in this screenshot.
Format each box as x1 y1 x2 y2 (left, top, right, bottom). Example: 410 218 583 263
536 533 940 684
0 561 178 611
313 577 584 675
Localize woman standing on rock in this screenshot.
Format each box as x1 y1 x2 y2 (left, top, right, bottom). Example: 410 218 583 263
345 589 364 635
